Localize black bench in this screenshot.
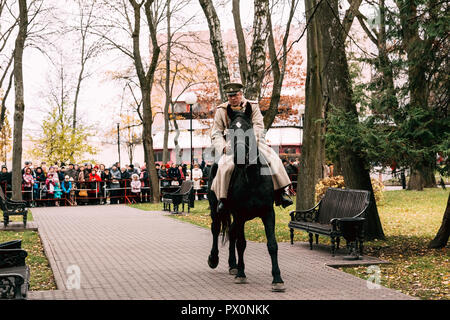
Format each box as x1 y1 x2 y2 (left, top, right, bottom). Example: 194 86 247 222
0 187 28 228
289 188 370 256
162 180 193 214
0 240 30 299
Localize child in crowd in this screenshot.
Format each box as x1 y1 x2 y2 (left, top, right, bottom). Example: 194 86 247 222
53 181 62 206
45 173 56 206
130 173 141 203
22 167 35 207
61 175 72 206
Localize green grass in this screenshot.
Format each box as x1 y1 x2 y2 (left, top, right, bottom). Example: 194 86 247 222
132 188 449 300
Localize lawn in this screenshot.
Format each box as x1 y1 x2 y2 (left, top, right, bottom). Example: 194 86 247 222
132 188 449 300
1 211 57 291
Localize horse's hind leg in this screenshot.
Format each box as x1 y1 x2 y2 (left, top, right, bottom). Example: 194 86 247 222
262 209 285 292
234 220 247 283
228 220 238 275
208 210 220 269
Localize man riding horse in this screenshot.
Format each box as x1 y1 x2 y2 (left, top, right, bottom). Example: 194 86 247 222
211 82 293 214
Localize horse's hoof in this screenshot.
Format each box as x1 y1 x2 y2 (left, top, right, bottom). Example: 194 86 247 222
272 283 286 292
234 277 247 284
229 268 238 275
208 255 219 269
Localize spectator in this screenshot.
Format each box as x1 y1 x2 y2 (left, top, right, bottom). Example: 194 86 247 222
203 162 212 182
61 175 72 206
130 173 141 203
192 163 204 200
140 165 150 203
120 167 130 203
55 166 65 182
168 163 180 183
53 181 62 206
88 168 102 205
66 163 78 181
109 165 121 204
34 167 46 206
0 166 11 196
84 164 92 181
40 161 48 175
101 167 111 204
22 167 35 207
22 161 33 175
182 164 188 178
45 173 56 206
159 164 170 187
178 165 185 181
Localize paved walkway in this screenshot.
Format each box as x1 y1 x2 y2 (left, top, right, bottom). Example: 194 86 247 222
28 205 414 300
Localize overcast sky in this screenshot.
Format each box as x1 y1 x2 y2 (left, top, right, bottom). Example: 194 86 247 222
6 0 306 137
2 0 379 165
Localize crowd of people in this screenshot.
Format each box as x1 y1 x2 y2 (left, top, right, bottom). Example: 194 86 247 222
0 160 214 207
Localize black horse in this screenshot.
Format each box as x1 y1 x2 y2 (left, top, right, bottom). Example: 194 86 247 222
207 102 285 292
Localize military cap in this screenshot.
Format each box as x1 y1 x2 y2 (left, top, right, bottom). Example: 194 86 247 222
224 82 243 95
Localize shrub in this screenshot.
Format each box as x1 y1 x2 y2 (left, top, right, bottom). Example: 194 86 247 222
315 175 384 203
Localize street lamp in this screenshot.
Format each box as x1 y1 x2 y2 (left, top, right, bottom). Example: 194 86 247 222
184 92 197 209
184 92 197 180
117 122 121 166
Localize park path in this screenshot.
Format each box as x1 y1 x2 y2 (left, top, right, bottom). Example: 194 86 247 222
27 205 414 300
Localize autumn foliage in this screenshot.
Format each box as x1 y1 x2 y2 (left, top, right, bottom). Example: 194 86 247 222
315 175 385 204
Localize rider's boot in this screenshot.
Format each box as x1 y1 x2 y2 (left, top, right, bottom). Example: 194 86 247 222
217 199 227 214
274 188 293 208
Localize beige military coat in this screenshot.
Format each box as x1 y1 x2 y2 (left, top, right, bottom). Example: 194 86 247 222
210 97 291 199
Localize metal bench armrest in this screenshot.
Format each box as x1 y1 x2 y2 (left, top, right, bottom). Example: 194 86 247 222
289 201 321 222
353 203 370 218
0 249 28 268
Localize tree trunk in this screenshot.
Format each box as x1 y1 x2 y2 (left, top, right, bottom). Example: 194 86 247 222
198 0 230 102
428 193 450 248
296 0 326 210
231 0 248 86
162 0 171 164
319 0 385 240
407 167 424 190
129 0 161 202
423 162 437 188
244 0 270 101
12 0 28 201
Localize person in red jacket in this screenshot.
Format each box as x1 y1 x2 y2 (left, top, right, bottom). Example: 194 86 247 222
88 168 102 205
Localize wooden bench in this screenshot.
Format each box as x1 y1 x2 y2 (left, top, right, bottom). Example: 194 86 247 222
289 188 370 256
0 240 30 299
162 180 193 214
0 187 28 228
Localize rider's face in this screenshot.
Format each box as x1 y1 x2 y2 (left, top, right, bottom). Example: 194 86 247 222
227 91 242 106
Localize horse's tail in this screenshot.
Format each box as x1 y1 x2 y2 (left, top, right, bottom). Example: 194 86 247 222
220 210 231 245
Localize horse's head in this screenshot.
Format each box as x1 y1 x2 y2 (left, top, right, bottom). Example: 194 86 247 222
226 102 258 167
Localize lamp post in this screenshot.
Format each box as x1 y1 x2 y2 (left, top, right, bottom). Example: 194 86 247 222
184 92 197 178
117 122 121 166
184 92 197 208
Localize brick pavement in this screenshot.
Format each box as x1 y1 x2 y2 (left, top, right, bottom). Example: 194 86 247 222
27 205 414 300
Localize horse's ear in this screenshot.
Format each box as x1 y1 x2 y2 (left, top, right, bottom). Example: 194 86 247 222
227 104 234 120
245 101 252 119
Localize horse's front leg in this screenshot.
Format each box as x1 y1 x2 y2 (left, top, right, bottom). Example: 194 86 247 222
234 219 247 283
208 209 220 269
228 220 238 275
262 208 285 292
